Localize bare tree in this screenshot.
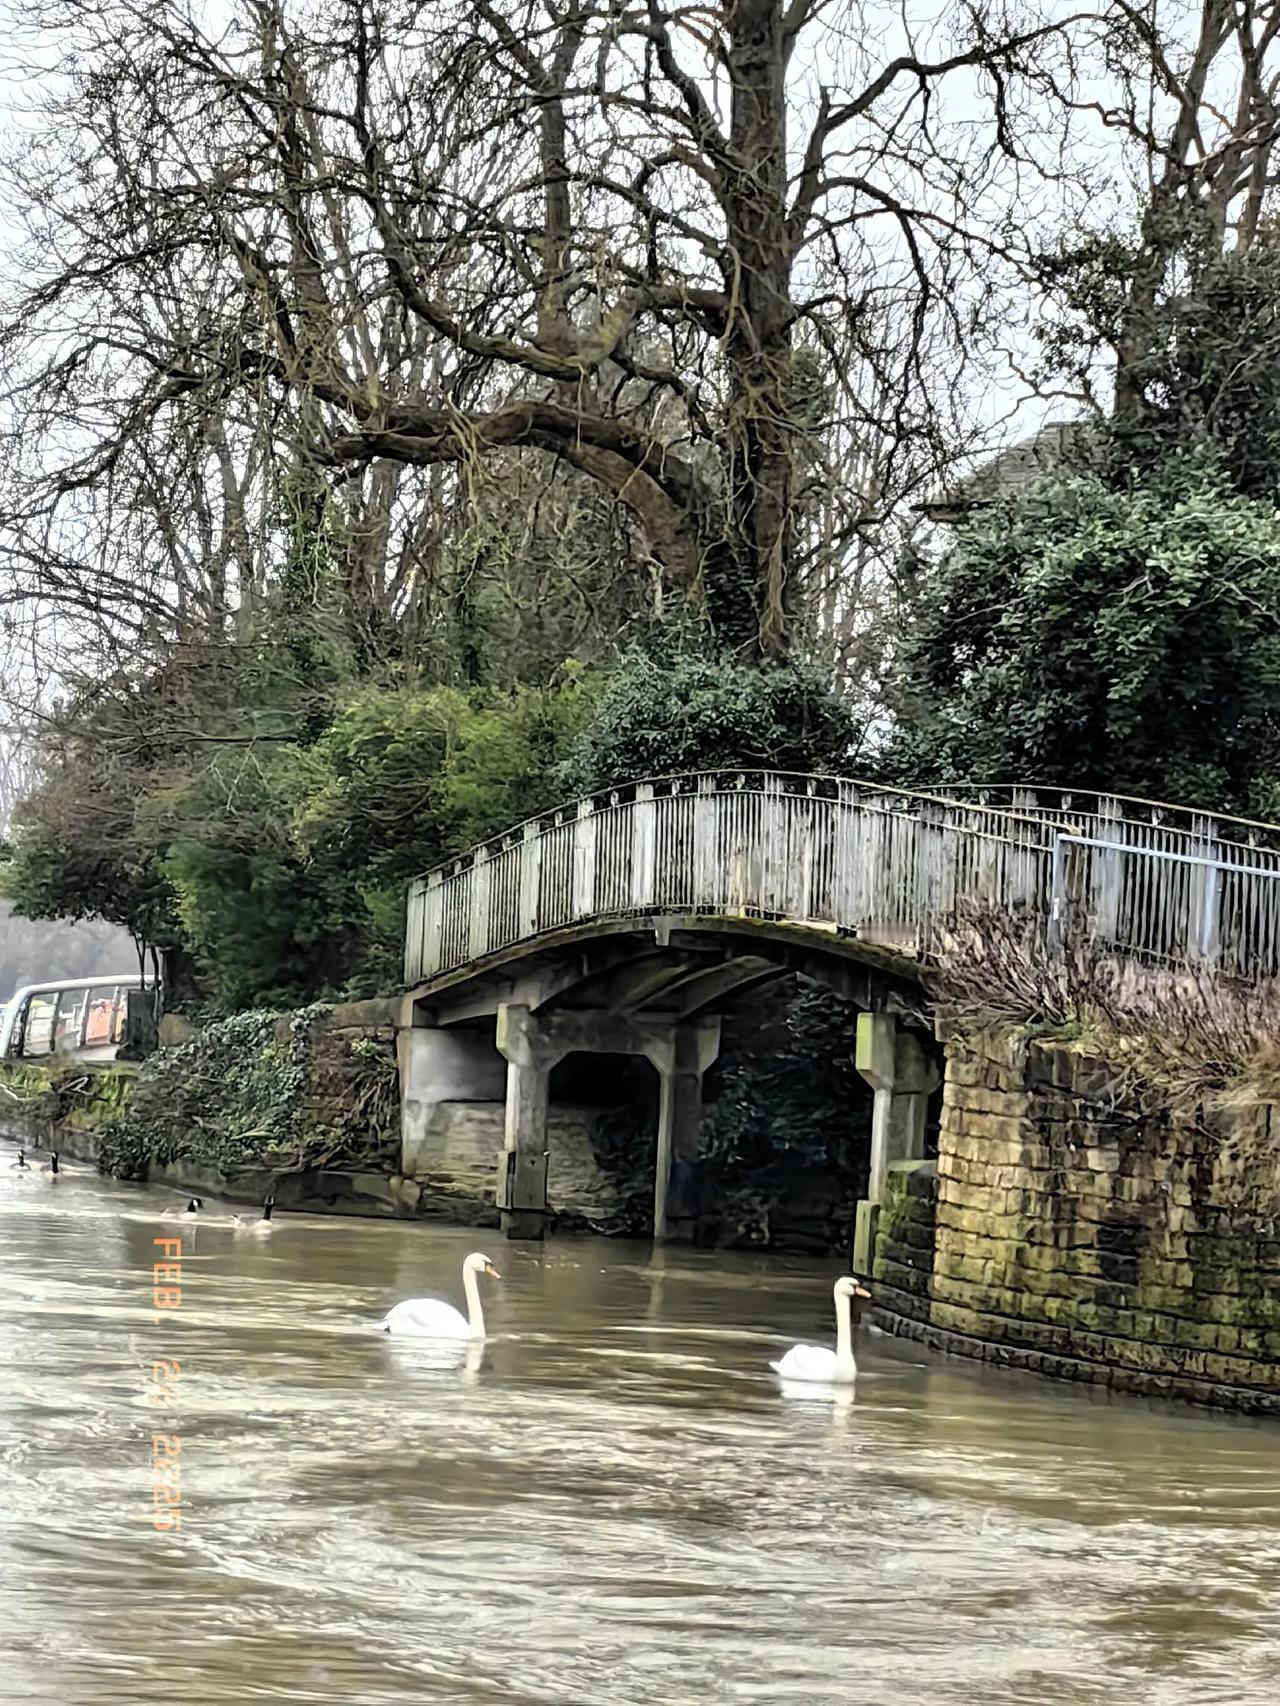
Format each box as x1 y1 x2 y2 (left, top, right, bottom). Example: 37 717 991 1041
0 0 1097 673
1027 0 1280 415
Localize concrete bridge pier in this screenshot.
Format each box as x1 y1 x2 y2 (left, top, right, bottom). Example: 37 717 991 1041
495 1003 555 1241
644 1019 721 1244
852 1012 940 1277
493 1001 722 1243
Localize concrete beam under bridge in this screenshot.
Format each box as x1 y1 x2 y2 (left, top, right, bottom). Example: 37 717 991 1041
492 1000 721 1243
402 914 925 1031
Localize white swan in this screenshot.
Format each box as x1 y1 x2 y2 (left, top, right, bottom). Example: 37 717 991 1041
379 1252 501 1341
770 1276 871 1384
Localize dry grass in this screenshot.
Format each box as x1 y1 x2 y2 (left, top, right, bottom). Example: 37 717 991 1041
928 904 1280 1114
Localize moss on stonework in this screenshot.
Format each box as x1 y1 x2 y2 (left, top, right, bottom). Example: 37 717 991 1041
923 1028 1280 1402
0 1058 134 1140
873 1165 937 1284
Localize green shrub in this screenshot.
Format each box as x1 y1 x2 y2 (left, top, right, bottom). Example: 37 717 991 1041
557 654 860 795
886 458 1280 816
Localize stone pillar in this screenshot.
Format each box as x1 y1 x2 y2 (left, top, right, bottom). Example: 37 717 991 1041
645 1019 721 1244
495 1003 559 1241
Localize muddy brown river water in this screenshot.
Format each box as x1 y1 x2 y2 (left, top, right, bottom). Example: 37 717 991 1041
1 1154 1278 1704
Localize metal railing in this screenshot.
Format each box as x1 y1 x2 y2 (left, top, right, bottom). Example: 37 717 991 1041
403 773 1280 987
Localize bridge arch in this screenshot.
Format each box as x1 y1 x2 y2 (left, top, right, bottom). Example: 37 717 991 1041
399 772 1280 1248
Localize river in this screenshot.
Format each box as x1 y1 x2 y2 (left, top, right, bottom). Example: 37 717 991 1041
1 1153 1278 1705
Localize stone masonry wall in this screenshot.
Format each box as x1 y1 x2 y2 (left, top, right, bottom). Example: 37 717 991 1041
405 1101 650 1233
872 1026 1280 1415
871 1160 937 1322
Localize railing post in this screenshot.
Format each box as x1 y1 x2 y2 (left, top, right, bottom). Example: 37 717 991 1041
468 850 492 961
915 798 943 956
423 872 444 978
692 773 718 909
833 781 856 927
760 773 785 913
572 797 597 917
404 878 423 984
1192 812 1221 966
1089 796 1123 946
631 783 656 910
1049 834 1066 949
1199 860 1221 963
518 820 542 940
798 783 816 922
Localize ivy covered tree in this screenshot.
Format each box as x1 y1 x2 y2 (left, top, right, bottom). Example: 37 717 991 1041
886 458 1280 817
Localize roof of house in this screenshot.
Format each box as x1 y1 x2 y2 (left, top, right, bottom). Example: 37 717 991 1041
917 418 1089 521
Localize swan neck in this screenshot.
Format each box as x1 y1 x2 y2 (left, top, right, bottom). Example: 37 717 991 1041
463 1262 486 1340
834 1287 856 1377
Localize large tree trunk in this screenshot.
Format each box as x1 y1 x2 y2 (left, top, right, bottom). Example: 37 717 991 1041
716 0 797 663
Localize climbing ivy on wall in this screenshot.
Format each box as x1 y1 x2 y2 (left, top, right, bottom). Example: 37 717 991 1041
701 982 870 1233
582 981 870 1250
97 1006 399 1181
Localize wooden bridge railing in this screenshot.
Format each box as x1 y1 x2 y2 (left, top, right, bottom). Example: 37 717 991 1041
403 773 1280 987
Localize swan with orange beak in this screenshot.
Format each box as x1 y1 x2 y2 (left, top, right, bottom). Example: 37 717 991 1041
379 1252 502 1341
771 1276 872 1384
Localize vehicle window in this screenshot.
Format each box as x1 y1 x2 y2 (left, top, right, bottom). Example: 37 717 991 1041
22 994 57 1057
84 993 116 1047
54 987 91 1051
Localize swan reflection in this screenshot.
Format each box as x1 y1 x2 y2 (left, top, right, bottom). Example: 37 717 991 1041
384 1337 485 1384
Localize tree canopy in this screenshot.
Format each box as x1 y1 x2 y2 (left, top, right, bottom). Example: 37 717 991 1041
6 1 1280 1011
887 458 1280 816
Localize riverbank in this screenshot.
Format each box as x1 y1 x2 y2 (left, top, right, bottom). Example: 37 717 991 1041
0 1000 412 1218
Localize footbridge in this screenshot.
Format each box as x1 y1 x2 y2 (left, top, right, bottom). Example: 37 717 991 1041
399 772 1280 1246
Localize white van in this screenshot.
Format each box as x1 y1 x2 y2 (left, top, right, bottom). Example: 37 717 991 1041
0 975 148 1063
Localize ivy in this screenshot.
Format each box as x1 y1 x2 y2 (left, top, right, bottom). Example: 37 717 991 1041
702 982 868 1184
557 653 861 795
886 456 1280 817
97 1005 399 1181
587 981 871 1248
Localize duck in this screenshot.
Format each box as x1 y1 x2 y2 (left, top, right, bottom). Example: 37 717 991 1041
770 1276 872 1385
232 1195 275 1235
378 1251 501 1341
